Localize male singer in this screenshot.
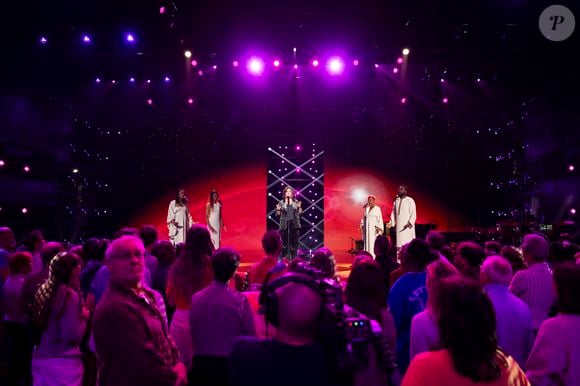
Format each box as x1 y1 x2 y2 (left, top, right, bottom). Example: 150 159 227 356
360 195 384 257
167 188 194 246
389 185 416 249
275 187 303 260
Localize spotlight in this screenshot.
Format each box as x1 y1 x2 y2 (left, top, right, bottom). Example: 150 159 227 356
126 33 135 43
0 160 5 167
273 59 281 67
198 70 203 76
353 59 359 66
22 208 28 214
293 47 297 53
401 97 407 104
159 6 166 14
571 208 577 215
191 60 198 67
146 79 151 84
397 57 403 64
184 50 192 58
374 64 379 68
188 98 193 104
95 78 101 84
24 165 30 172
312 59 319 67
247 57 265 76
82 35 91 43
402 48 410 56
147 99 153 105
476 78 481 82
72 168 79 174
233 60 239 67
326 56 345 75
111 80 116 84
440 78 445 83
296 145 301 151
39 36 47 44
212 65 217 70
442 97 449 104
393 68 399 74
293 64 298 69
129 77 135 83
569 164 575 172
164 76 170 83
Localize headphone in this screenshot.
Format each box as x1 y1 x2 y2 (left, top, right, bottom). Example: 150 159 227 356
258 272 321 328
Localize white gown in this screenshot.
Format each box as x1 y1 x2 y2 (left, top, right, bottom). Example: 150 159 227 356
167 200 193 245
390 196 417 248
361 205 384 257
207 203 221 249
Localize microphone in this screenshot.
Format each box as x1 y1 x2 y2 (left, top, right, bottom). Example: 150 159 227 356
183 196 189 202
363 203 369 208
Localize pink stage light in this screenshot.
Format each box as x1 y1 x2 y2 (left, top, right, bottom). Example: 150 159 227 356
233 60 239 67
146 79 151 84
22 208 28 214
397 57 403 64
191 60 198 67
393 67 399 74
95 78 101 84
164 76 170 83
374 64 379 68
401 97 407 104
0 160 5 167
40 36 47 44
198 70 203 76
568 164 575 172
23 166 30 173
326 56 345 75
442 97 449 104
477 78 481 82
440 78 445 83
353 59 359 66
571 208 577 215
296 145 301 151
312 59 319 67
129 77 135 83
247 57 265 76
293 64 298 69
159 6 166 14
147 99 153 105
188 98 193 104
82 35 91 43
273 59 281 67
126 33 135 43
212 65 217 70
111 80 116 84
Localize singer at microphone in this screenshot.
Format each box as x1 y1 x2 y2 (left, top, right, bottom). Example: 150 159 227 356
389 185 417 250
167 188 194 246
359 195 384 257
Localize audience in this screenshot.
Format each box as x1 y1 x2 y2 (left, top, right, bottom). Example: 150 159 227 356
455 241 485 279
189 247 256 386
410 259 459 360
373 235 399 291
0 227 17 279
93 236 186 386
484 241 502 256
31 251 88 386
403 277 529 386
480 256 533 368
16 230 45 273
151 240 177 322
388 239 437 373
140 225 160 272
509 234 554 331
500 246 526 274
167 224 214 369
245 230 284 290
80 238 108 299
526 263 580 386
310 247 338 280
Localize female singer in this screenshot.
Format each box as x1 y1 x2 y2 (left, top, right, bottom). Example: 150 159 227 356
206 189 226 249
167 188 194 246
275 186 303 260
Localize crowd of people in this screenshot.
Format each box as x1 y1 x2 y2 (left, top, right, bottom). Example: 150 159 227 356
0 224 579 386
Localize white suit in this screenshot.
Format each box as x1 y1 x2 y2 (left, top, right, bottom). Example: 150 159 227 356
167 200 193 245
361 205 384 257
390 196 416 248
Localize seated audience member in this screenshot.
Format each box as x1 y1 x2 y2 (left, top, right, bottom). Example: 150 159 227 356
93 236 187 386
526 264 580 386
0 227 17 279
31 251 89 386
3 252 33 385
480 256 533 368
140 225 160 272
230 274 337 386
388 239 437 373
509 234 554 331
410 259 459 360
403 277 529 386
484 241 502 256
245 230 285 290
345 260 400 386
189 247 256 386
310 247 338 280
500 246 526 274
373 235 399 291
455 241 485 279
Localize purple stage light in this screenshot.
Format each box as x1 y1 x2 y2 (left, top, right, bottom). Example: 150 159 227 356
273 59 281 68
440 78 445 83
233 60 239 67
353 59 359 66
39 36 47 44
312 59 319 67
111 80 116 84
401 97 407 104
188 98 194 104
164 76 170 83
129 77 135 83
397 57 403 64
146 99 153 105
95 78 101 84
247 57 265 76
569 164 575 172
293 64 298 69
326 56 345 75
442 97 449 104
146 79 151 84
571 208 576 215
393 68 399 74
212 65 217 70
23 166 30 173
82 35 91 43
198 70 203 76
159 6 166 14
374 64 379 68
126 33 135 43
296 145 301 151
191 60 198 67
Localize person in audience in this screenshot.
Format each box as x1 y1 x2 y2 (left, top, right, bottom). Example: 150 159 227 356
500 246 526 274
345 260 399 386
480 256 533 368
548 240 577 268
403 277 529 386
410 259 459 360
80 238 108 299
245 230 284 290
310 247 338 280
373 235 399 291
167 224 214 369
455 241 485 279
485 241 502 256
509 234 554 331
151 240 177 322
388 238 437 373
189 247 256 386
526 264 580 386
112 226 140 239
93 236 187 386
17 230 45 273
140 225 160 272
3 252 33 385
230 275 336 386
426 231 452 262
389 244 409 287
0 227 17 279
31 251 89 386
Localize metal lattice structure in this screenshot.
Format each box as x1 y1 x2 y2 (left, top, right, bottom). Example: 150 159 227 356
267 145 324 255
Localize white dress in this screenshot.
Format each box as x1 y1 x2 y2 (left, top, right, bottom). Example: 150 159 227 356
390 196 417 248
361 205 384 257
167 200 193 245
207 203 221 249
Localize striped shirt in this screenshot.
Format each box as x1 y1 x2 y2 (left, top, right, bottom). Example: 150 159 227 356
509 263 554 330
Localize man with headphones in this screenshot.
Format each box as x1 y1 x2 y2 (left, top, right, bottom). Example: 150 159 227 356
229 273 336 386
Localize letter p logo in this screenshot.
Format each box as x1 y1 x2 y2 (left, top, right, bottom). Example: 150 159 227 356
540 5 575 41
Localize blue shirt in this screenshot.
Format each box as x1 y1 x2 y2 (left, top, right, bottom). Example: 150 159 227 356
90 265 152 304
388 271 428 374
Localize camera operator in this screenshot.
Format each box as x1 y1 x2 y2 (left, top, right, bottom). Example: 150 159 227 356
229 274 336 386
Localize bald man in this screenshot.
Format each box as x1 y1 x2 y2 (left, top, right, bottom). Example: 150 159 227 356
230 276 336 386
481 256 534 368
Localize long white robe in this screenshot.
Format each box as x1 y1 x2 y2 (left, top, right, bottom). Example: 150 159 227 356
167 200 193 245
390 196 417 248
361 205 384 257
207 203 221 249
